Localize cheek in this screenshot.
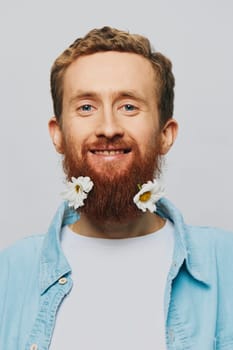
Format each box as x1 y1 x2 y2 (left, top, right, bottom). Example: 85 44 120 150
61 127 83 158
63 117 96 141
125 113 158 137
130 124 159 149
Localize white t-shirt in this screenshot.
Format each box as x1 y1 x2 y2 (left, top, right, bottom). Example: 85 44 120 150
50 220 174 350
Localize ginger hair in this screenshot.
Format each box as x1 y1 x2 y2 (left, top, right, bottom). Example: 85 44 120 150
50 26 175 127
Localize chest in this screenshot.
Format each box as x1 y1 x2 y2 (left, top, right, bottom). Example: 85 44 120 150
50 247 171 350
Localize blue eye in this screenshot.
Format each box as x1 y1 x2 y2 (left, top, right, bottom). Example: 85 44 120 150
80 104 92 111
124 104 136 111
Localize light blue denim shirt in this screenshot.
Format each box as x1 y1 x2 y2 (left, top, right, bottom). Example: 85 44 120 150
1 197 233 350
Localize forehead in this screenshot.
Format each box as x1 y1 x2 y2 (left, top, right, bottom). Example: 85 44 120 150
63 51 157 100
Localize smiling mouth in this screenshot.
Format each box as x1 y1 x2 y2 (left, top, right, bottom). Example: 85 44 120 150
90 149 131 156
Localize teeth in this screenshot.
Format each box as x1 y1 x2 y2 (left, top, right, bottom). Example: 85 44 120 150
94 150 124 155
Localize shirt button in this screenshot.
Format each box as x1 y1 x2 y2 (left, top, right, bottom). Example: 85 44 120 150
58 277 67 285
30 344 38 350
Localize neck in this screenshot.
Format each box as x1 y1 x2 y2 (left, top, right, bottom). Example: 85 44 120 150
69 211 166 239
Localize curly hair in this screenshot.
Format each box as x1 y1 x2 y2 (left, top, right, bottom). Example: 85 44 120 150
50 26 175 127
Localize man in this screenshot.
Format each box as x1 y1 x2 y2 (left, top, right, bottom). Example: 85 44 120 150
0 26 233 350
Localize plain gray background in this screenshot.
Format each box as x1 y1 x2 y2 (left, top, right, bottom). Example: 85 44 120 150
0 0 233 250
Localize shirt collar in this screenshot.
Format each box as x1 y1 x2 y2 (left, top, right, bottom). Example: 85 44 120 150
40 198 210 294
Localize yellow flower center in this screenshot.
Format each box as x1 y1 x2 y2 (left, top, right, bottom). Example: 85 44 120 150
75 185 80 193
139 191 151 202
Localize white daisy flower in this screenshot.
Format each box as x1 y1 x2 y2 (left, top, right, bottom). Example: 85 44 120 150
133 179 164 213
62 176 94 209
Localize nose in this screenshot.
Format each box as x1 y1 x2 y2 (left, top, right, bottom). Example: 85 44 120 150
95 109 124 139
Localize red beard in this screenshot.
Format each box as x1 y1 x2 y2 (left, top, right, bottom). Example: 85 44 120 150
62 135 162 224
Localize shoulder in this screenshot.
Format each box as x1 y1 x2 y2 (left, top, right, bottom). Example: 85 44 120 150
0 234 46 341
0 234 46 308
187 224 233 248
186 224 233 270
0 234 45 272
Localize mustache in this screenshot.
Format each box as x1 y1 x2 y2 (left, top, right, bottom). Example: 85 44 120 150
82 138 138 153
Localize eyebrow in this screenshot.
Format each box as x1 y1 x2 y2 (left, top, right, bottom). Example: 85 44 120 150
69 91 98 104
69 89 147 105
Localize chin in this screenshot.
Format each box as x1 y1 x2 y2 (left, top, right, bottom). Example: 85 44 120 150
87 161 132 179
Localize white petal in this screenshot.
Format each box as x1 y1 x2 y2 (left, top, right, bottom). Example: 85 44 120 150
61 175 94 210
147 202 156 213
133 192 140 204
76 176 93 193
133 179 164 213
71 177 78 183
137 202 147 212
140 181 154 191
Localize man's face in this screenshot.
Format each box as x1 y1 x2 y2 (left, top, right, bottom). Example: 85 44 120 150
50 51 177 223
62 51 161 173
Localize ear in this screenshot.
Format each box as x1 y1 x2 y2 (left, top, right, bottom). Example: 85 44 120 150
48 117 64 154
159 118 178 155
